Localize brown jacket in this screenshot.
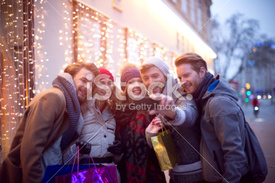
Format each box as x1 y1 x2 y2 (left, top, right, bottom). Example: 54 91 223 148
0 87 69 183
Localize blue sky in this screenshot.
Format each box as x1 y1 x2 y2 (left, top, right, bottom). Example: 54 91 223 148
211 0 275 40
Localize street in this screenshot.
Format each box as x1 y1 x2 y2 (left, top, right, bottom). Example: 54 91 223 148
241 99 275 183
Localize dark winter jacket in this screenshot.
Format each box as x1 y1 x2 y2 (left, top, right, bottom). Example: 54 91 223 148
200 76 249 183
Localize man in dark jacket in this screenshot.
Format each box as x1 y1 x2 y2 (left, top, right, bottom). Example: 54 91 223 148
175 52 249 183
0 62 99 183
141 57 203 183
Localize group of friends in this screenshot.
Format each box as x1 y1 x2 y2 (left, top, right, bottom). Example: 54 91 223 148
0 53 251 183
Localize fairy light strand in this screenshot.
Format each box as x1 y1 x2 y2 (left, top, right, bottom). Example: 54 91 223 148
0 0 35 159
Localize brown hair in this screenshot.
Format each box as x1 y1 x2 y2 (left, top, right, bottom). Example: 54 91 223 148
174 53 208 74
64 62 100 78
139 64 155 74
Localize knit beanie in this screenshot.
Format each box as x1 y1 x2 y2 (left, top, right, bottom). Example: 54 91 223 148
121 67 141 83
99 68 114 81
141 57 170 77
120 67 141 91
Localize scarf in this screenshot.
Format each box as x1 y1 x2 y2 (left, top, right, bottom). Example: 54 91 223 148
52 73 81 151
192 72 216 113
115 111 165 183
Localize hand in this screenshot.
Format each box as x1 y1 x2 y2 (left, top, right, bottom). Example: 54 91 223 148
107 140 124 155
149 94 176 119
146 117 163 134
76 140 92 154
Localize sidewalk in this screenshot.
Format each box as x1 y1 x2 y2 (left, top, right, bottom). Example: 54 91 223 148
241 99 275 183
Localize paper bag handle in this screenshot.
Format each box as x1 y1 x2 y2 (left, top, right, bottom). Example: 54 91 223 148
71 146 80 174
158 114 168 134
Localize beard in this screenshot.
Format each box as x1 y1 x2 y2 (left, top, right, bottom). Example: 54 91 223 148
77 87 87 104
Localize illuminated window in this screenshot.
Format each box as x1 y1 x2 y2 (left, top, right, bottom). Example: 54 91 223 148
127 37 139 64
72 0 110 68
126 28 151 66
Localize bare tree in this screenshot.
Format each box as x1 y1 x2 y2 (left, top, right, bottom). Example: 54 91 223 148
212 13 259 81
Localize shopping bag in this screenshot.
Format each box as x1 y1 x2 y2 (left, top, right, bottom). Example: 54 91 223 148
55 165 118 183
43 144 118 183
151 129 180 171
42 165 92 183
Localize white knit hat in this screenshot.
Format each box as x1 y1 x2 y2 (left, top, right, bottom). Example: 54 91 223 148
142 57 170 77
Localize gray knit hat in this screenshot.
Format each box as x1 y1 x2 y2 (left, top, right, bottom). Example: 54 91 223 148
141 57 170 77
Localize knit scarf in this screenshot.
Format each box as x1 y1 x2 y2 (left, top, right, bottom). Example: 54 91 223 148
192 72 216 113
52 73 81 151
115 110 165 183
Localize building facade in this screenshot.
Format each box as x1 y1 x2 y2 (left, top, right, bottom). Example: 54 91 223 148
167 0 212 44
237 42 275 103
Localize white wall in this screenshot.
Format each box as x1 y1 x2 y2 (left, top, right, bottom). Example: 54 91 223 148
79 0 179 51
34 0 73 93
34 0 180 92
34 0 214 92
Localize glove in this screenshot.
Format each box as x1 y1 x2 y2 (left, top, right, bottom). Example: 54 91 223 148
76 140 91 154
107 140 124 155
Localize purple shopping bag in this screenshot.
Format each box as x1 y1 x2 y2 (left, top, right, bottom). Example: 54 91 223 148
55 146 118 183
55 164 118 183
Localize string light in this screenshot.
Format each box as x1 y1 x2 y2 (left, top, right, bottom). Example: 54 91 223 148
59 0 73 72
0 0 35 159
34 0 49 93
59 0 179 76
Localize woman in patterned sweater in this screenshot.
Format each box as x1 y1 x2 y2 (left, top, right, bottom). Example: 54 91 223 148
109 63 165 183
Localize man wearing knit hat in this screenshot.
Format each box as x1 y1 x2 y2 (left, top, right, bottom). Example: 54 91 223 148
141 57 203 183
140 57 195 121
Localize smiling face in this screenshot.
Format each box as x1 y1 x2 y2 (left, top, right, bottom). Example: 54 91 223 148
93 78 113 99
73 68 94 104
176 63 205 94
127 77 143 96
141 66 167 94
